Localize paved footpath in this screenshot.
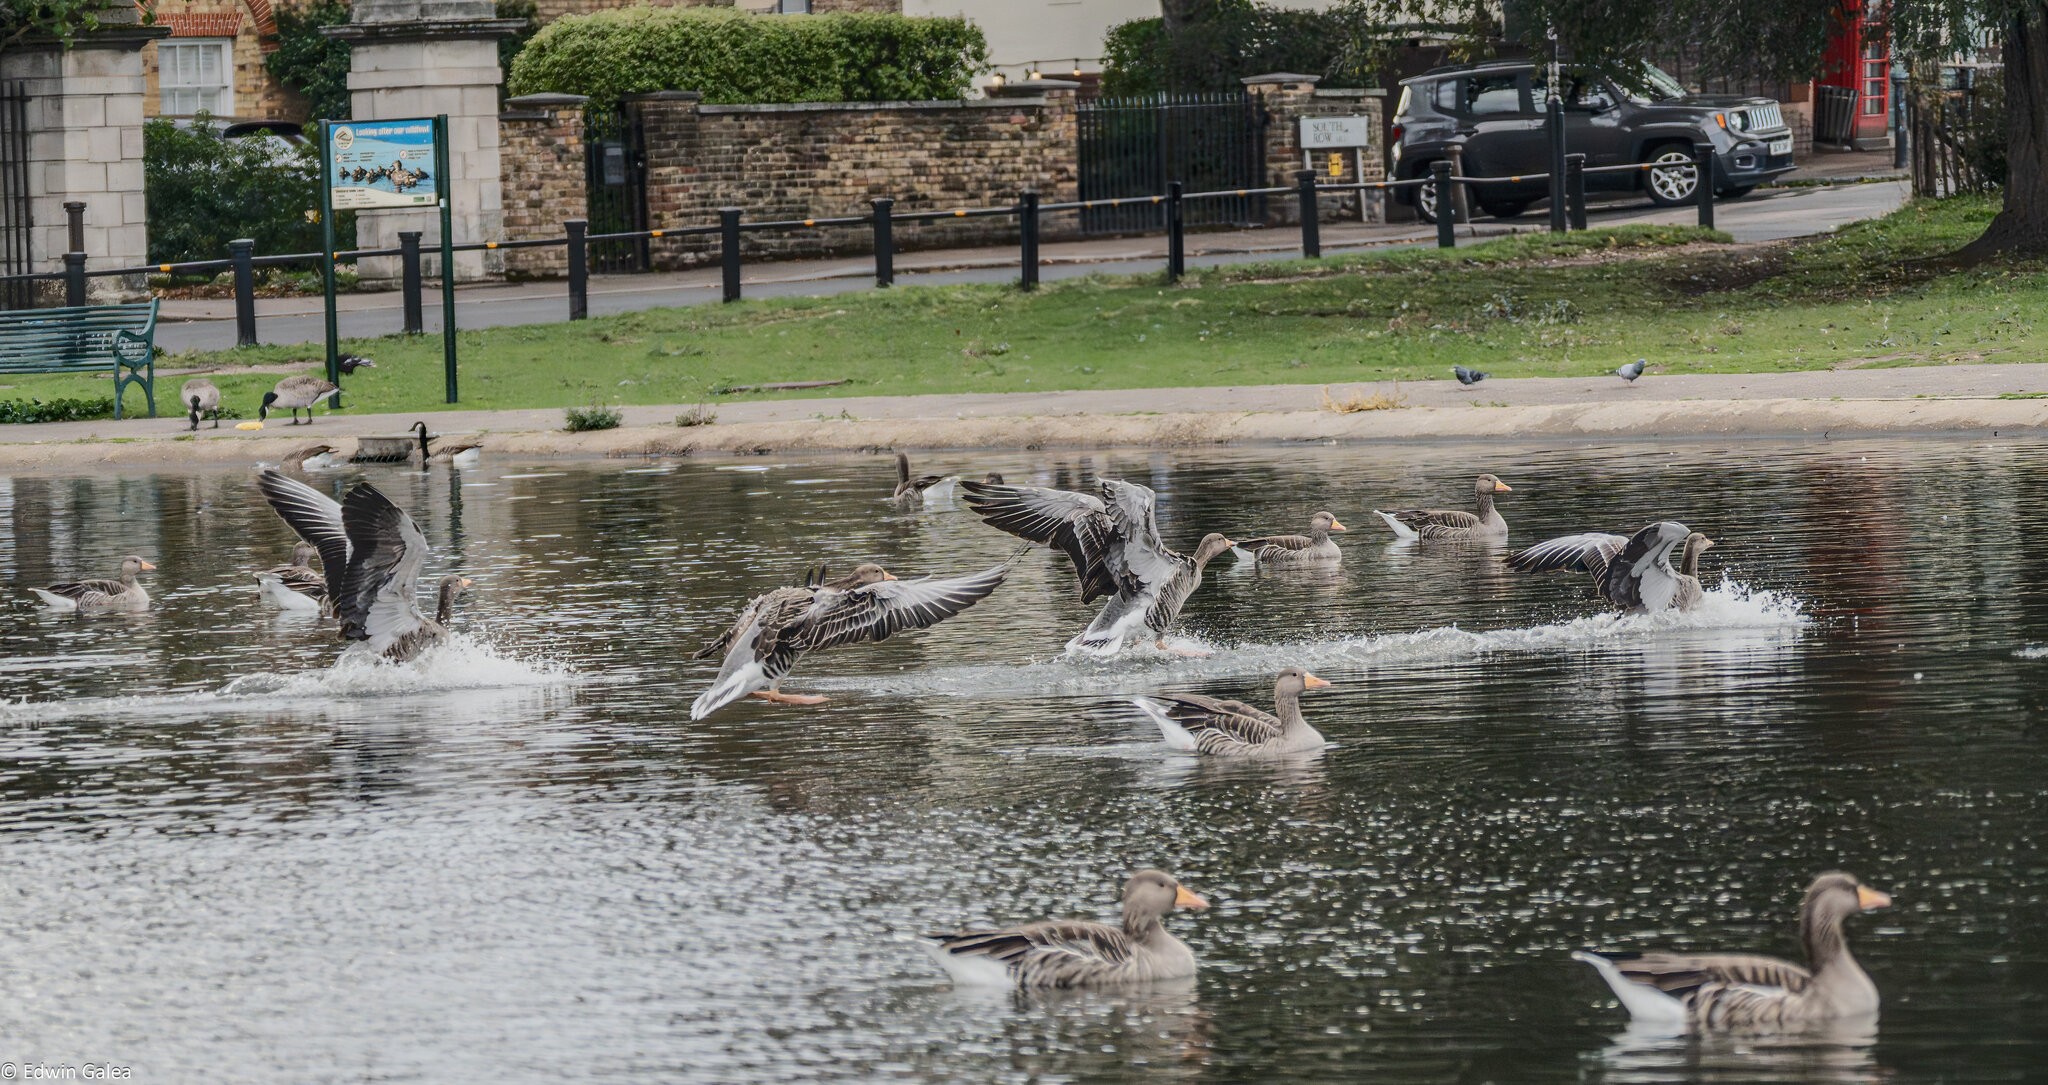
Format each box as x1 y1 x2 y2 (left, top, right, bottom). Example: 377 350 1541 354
152 180 1909 354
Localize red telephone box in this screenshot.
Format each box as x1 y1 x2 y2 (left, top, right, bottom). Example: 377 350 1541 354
1819 0 1891 143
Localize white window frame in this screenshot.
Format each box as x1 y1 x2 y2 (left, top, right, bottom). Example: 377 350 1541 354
159 39 233 117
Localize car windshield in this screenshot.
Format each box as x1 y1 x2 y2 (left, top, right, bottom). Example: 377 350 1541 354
1615 63 1689 103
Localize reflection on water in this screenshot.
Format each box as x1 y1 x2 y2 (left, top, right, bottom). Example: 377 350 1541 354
2 440 2046 1083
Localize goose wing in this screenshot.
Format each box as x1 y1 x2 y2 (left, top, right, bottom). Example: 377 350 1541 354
691 586 819 718
1236 533 1313 556
1386 508 1481 532
335 483 430 645
1144 693 1283 746
42 579 125 606
1599 522 1688 612
1099 479 1186 599
797 562 1008 652
1506 532 1629 577
928 920 1135 988
961 481 1120 602
1604 951 1812 999
257 468 352 601
264 564 328 601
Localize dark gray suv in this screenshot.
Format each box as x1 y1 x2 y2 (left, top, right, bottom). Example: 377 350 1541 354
1390 61 1796 221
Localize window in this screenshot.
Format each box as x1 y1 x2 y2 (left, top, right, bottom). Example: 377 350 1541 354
774 0 811 11
160 40 231 115
1460 72 1525 116
1433 81 1457 112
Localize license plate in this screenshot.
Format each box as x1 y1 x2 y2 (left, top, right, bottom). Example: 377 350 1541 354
1769 138 1792 156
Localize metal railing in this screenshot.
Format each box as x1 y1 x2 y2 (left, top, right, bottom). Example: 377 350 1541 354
0 148 1726 346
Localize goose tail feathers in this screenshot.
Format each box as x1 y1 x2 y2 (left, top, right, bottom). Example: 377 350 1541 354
1573 951 1689 1029
1373 510 1419 541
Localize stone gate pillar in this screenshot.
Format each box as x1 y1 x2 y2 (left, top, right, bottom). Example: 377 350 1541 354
325 0 525 286
0 12 168 301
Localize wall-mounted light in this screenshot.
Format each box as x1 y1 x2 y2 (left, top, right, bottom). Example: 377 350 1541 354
1072 60 1083 78
989 71 1006 89
1028 67 1042 80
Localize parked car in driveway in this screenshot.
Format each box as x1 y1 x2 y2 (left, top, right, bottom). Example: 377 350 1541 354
1390 61 1796 221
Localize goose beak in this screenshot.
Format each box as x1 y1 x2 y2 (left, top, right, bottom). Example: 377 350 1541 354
138 560 157 571
1173 886 1210 911
1856 885 1892 911
1493 481 1514 492
1221 538 1236 548
459 578 474 589
882 571 899 581
1302 673 1331 689
1329 519 1348 532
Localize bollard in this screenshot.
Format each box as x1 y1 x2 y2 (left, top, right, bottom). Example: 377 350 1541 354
65 200 84 251
63 200 86 305
1296 170 1321 259
1546 96 1568 233
1165 181 1185 282
230 239 257 346
399 231 424 335
1018 190 1040 290
720 208 742 303
872 198 894 288
565 219 588 321
1565 154 1588 231
1431 161 1456 248
1693 142 1716 230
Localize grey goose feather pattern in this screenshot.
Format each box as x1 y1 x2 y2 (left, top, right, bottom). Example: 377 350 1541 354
926 870 1209 988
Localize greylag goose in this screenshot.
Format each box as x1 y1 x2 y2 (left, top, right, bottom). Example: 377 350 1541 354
280 444 340 473
925 870 1209 988
181 378 221 430
255 468 473 662
982 472 1004 485
1507 521 1712 613
1235 511 1346 564
1133 668 1331 756
1575 871 1891 1032
1373 474 1512 540
892 452 951 503
29 555 155 613
410 421 482 467
256 541 328 613
260 375 341 425
691 560 1008 719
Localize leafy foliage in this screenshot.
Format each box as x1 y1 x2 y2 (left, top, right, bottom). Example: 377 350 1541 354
0 0 139 50
1102 0 1383 95
497 0 539 89
144 116 355 264
266 0 353 121
508 7 987 108
0 396 116 424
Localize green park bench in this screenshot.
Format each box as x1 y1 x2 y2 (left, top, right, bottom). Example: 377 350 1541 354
0 300 161 419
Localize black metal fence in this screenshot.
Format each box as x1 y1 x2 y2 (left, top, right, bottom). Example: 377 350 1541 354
1908 74 2002 198
1077 92 1268 235
0 149 1728 345
583 106 649 274
1 82 32 311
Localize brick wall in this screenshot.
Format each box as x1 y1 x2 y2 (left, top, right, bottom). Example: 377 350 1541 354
1244 75 1386 225
499 93 589 277
143 0 302 121
628 85 1079 268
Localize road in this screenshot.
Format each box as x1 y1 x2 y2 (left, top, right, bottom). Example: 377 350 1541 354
153 181 1908 354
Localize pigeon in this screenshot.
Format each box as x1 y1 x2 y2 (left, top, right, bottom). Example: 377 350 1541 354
1616 359 1648 382
338 354 377 375
1453 366 1488 386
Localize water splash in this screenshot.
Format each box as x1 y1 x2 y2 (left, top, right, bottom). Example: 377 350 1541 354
2018 645 2048 660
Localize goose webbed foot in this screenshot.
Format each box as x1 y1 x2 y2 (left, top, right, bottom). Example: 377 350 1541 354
1156 639 1213 658
748 690 830 706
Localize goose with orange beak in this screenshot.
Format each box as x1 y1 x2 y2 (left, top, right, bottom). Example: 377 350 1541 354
1374 474 1513 541
926 870 1210 988
1133 668 1333 756
29 555 156 613
1575 871 1892 1031
1233 511 1348 565
690 560 1009 719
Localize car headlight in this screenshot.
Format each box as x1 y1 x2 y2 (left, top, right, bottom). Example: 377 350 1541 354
1731 111 1750 132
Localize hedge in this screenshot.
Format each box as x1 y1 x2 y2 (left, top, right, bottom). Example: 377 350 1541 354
1102 0 1378 96
506 7 987 108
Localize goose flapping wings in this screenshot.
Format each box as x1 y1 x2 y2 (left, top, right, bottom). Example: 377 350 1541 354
690 561 1009 720
1508 520 1698 613
960 479 1232 654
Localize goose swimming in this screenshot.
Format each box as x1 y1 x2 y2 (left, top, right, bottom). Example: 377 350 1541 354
925 870 1209 989
29 555 155 613
181 378 221 430
960 478 1233 655
1373 474 1512 541
1575 871 1891 1032
1133 668 1331 756
409 420 482 467
1235 511 1346 565
260 375 340 426
691 560 1008 720
1507 521 1713 613
256 541 328 613
255 468 472 661
892 452 950 503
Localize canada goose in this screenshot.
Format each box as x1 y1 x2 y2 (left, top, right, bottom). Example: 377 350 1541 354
690 560 1009 720
1373 474 1513 541
960 478 1233 655
181 378 221 430
926 870 1209 988
410 420 481 467
260 375 340 425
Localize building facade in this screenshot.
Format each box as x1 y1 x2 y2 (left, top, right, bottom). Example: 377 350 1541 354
142 0 302 119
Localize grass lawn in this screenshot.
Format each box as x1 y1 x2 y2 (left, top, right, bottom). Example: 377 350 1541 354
7 196 2041 420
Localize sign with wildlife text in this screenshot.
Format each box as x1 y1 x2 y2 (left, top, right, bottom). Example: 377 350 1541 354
325 119 439 209
1300 115 1373 150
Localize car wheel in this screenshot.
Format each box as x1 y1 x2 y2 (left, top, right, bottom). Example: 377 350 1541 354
1414 170 1441 223
1644 146 1702 206
1479 198 1530 219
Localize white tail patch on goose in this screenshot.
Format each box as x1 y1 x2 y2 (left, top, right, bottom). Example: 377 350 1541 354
28 589 78 612
1131 697 1198 750
1372 510 1419 540
1573 951 1690 1030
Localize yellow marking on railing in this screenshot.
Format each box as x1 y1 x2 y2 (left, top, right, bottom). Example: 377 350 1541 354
803 219 816 226
953 209 968 217
1236 189 1248 197
159 263 172 272
1152 196 1163 203
1510 175 1522 183
651 229 665 237
485 242 498 249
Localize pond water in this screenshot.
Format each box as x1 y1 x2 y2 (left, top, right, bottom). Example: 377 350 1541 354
2 440 2044 1083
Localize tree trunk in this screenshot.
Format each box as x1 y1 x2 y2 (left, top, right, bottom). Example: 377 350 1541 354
1958 4 2048 260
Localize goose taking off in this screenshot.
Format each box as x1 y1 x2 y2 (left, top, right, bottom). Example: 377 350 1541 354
1373 474 1513 541
691 560 1009 720
1133 668 1331 756
260 375 340 425
256 541 328 613
925 870 1209 989
181 378 221 430
255 468 473 661
960 478 1233 655
29 555 155 613
1507 521 1713 613
1575 872 1891 1032
1235 511 1346 565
